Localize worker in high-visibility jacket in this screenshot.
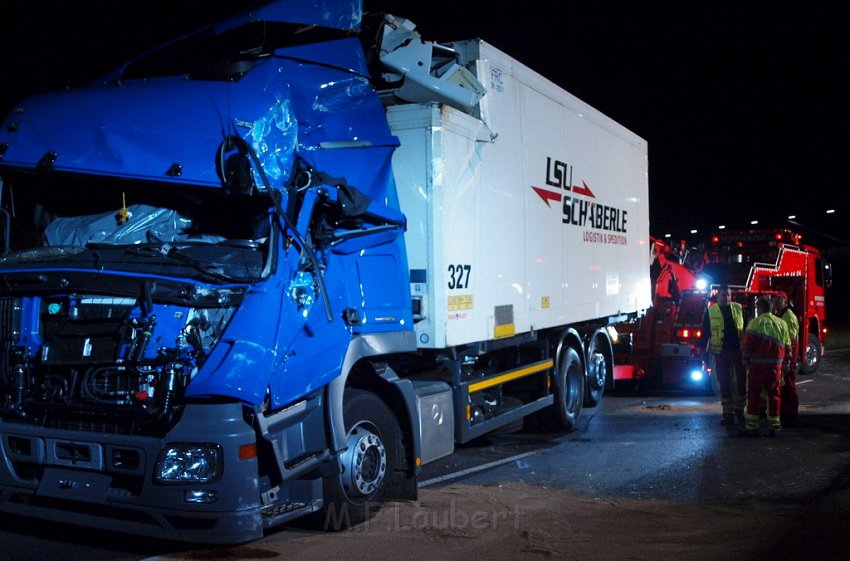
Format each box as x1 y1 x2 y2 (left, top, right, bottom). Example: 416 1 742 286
741 296 791 436
772 293 800 426
701 284 746 426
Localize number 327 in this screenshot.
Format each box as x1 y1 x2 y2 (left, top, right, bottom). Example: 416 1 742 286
447 264 471 289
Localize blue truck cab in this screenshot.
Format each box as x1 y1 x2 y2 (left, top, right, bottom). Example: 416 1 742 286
0 1 422 542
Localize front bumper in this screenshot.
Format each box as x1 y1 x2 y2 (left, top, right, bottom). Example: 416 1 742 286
0 402 263 544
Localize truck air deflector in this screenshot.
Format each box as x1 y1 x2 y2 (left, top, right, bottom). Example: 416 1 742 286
0 79 274 187
244 0 362 32
0 37 388 190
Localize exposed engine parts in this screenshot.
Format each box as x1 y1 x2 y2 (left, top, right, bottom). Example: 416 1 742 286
0 293 233 431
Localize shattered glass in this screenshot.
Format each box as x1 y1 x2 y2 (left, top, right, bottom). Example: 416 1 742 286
43 204 205 246
249 98 298 187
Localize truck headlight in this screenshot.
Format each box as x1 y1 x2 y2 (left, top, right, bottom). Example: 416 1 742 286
155 444 222 483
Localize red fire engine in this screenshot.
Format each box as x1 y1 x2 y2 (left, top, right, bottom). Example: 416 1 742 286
613 228 831 393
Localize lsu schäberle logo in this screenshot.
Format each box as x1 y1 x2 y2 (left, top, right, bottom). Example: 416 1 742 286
531 157 629 244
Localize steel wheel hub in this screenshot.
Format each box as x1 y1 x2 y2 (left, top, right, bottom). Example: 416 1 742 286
340 424 387 497
589 352 606 389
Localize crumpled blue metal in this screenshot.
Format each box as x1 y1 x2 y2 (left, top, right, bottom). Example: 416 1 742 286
246 0 362 32
312 76 373 113
249 97 298 187
288 270 317 314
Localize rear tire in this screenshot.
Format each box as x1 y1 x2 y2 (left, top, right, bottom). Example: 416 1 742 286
542 347 585 432
319 389 400 531
584 337 608 407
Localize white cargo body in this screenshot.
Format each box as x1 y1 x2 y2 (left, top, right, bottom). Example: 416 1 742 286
389 39 652 350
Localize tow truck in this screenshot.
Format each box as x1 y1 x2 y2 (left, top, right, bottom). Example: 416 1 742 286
613 228 831 393
702 228 831 375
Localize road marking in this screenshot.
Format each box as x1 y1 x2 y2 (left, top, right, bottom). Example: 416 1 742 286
419 451 539 488
797 379 814 385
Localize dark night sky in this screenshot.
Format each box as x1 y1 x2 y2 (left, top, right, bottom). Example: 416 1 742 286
1 1 848 248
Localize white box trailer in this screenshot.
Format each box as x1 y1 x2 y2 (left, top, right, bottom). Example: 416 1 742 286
389 39 652 351
385 39 652 449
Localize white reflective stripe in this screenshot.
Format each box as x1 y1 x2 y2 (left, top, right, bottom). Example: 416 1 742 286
419 451 538 488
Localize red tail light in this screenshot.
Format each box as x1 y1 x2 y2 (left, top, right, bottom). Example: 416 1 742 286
677 328 702 339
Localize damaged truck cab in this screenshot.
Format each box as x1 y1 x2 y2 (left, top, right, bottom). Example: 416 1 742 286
0 2 417 542
0 0 651 544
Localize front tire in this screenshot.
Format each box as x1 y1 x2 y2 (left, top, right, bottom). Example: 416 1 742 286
319 389 400 531
801 334 821 375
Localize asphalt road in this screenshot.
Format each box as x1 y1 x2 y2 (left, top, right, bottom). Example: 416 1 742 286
2 349 850 561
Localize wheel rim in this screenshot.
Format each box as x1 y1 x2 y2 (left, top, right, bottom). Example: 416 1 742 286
588 352 606 390
339 422 387 498
806 342 819 369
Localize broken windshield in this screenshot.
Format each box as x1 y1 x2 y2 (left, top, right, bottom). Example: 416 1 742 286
0 172 274 283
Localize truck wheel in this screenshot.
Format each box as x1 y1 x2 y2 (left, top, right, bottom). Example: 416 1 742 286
320 389 400 531
584 340 607 407
542 347 585 432
801 335 821 375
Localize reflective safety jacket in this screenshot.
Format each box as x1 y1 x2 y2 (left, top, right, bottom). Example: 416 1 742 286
706 302 744 354
776 307 799 344
742 312 791 368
